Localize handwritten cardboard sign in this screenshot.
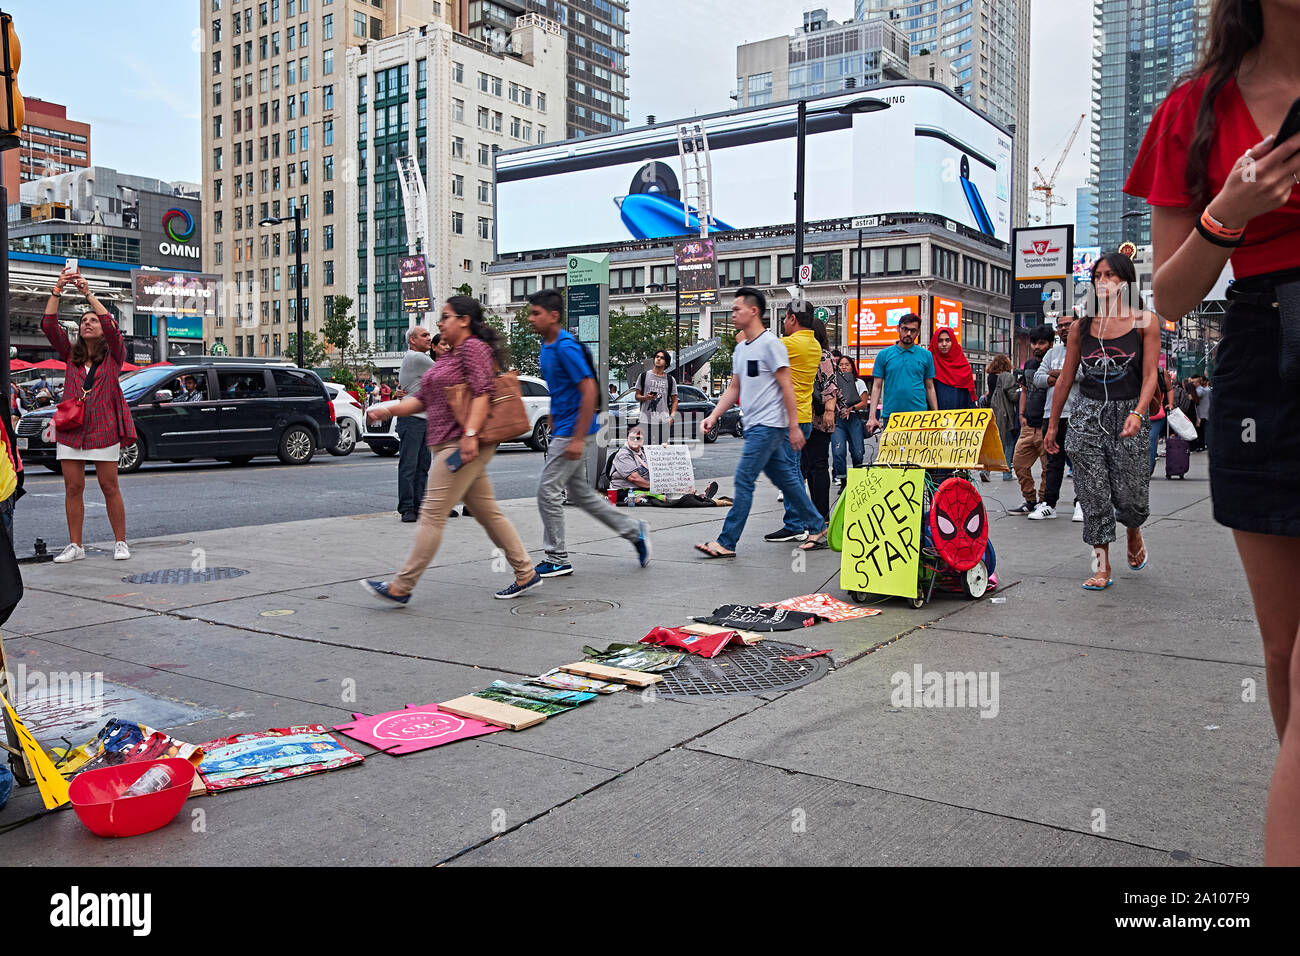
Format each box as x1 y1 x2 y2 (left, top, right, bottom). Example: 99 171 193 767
645 443 696 494
874 408 1007 470
839 467 924 598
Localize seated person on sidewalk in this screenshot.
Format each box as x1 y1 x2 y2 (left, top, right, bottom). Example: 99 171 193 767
612 427 727 506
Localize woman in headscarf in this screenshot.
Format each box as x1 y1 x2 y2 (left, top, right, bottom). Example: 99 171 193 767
930 327 977 410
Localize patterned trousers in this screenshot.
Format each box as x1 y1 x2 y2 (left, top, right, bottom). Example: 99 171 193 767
1064 396 1150 547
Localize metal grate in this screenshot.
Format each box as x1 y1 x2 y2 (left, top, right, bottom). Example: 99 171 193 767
122 568 250 585
653 640 832 699
511 600 619 618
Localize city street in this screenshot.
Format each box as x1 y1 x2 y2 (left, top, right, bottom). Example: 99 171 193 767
9 437 748 554
0 453 1274 867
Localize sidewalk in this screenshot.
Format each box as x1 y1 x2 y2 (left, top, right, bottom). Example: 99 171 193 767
0 454 1272 865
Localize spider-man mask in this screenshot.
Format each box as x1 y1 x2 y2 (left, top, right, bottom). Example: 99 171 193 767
929 477 989 572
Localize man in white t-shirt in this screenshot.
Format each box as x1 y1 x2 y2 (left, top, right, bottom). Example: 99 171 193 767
695 288 826 557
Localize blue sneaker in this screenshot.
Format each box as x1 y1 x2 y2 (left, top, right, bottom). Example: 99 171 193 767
361 579 410 606
495 571 543 600
535 561 573 578
634 519 651 568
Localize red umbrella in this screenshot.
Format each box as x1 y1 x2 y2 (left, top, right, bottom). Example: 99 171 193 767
8 359 32 371
32 359 66 370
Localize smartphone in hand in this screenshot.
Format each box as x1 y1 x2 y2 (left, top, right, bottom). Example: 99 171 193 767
446 449 464 472
64 257 79 277
1276 96 1300 160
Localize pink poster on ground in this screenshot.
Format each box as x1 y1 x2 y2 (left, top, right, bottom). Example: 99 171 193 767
760 593 883 622
333 704 503 755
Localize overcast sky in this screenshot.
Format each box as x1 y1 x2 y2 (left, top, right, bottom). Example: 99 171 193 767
8 0 1095 225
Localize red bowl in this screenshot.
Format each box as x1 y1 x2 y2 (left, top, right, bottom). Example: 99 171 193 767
68 758 196 838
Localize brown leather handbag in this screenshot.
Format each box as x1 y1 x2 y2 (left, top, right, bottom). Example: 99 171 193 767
444 344 530 444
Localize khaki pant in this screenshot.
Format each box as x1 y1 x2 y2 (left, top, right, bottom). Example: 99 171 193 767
1012 425 1048 503
393 441 534 594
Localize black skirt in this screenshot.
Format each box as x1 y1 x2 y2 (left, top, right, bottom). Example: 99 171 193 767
1209 278 1300 537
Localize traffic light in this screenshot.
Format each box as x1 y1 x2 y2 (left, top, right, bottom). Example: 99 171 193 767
0 11 21 138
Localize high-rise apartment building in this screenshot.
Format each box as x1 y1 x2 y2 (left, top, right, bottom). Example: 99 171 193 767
2 97 91 186
344 17 564 356
861 0 1031 231
199 0 452 358
733 9 911 108
458 0 627 139
1076 184 1097 246
1091 0 1210 250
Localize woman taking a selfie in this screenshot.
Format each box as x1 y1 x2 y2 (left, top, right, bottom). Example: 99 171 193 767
1125 0 1300 864
41 272 134 563
361 295 540 605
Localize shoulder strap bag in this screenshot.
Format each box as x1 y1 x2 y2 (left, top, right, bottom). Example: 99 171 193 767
443 341 530 445
52 360 103 433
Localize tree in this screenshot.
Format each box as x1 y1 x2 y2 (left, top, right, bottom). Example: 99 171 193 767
486 305 540 376
710 330 737 391
608 304 677 371
320 294 376 390
284 331 328 368
455 282 474 298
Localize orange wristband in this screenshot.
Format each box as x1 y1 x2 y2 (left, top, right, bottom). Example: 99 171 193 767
1200 208 1245 239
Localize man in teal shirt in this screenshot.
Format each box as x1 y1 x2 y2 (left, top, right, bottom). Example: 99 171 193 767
865 313 938 433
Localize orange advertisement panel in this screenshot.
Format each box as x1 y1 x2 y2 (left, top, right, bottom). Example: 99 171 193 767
847 295 921 348
934 297 963 339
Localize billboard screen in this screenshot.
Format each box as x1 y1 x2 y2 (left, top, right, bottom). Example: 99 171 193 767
934 297 963 339
847 295 921 348
674 238 719 306
496 83 1014 254
399 255 432 313
132 271 221 334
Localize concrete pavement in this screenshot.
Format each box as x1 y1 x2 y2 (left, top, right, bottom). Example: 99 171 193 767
0 453 1271 865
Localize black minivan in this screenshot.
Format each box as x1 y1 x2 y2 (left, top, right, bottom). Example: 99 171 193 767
14 362 341 473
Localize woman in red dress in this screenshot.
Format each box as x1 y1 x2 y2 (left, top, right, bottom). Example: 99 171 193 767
1126 0 1300 864
41 272 136 563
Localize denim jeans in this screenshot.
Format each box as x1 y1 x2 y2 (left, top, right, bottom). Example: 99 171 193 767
832 415 864 479
1148 416 1166 476
782 423 818 530
719 424 825 551
396 416 432 517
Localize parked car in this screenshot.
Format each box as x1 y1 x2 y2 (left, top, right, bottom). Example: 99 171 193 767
362 373 552 454
323 382 366 456
14 363 340 473
608 383 742 443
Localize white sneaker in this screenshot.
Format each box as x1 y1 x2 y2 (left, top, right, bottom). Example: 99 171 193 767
1027 502 1057 520
113 541 131 561
53 544 85 563
777 491 784 501
1072 502 1084 522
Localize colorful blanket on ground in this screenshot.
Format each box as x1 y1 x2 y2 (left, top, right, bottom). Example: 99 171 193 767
759 593 882 622
198 724 364 792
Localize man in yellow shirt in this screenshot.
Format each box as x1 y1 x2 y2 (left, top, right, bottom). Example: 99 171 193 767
765 303 824 542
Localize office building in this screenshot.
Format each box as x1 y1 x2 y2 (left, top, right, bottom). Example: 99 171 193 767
344 16 564 359
733 9 912 108
199 0 454 360
1075 183 1097 246
1092 0 1210 249
459 0 627 139
2 97 91 186
8 165 201 361
860 0 1031 230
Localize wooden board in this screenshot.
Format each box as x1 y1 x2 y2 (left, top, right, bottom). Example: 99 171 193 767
679 622 764 645
558 662 663 687
439 695 547 731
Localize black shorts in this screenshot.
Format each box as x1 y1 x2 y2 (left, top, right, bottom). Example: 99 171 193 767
1209 291 1300 537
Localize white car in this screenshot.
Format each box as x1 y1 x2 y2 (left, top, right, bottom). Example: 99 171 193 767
323 382 366 456
361 374 552 454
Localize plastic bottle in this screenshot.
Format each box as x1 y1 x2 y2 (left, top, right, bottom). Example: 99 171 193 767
626 494 635 508
121 765 174 797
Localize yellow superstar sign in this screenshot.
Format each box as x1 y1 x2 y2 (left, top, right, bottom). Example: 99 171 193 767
874 408 1007 470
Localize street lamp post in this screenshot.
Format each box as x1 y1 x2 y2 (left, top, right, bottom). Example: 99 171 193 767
793 97 892 298
260 208 304 367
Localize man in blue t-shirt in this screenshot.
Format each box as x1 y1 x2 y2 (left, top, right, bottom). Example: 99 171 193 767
864 312 937 433
529 290 650 578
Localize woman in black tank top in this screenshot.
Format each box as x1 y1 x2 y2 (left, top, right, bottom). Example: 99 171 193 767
1045 252 1162 590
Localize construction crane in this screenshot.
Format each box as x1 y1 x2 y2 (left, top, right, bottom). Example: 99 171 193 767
1031 113 1086 226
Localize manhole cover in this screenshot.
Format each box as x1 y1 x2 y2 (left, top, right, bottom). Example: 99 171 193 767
653 641 832 699
122 568 250 584
510 599 619 618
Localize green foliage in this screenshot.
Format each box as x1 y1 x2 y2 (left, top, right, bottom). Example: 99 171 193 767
455 282 475 297
710 330 737 390
608 304 677 370
486 306 541 376
284 331 328 368
320 294 376 385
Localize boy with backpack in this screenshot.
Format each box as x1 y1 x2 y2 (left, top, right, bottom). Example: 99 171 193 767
527 290 650 578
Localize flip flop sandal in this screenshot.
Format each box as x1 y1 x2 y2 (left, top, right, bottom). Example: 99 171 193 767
799 537 830 551
1082 577 1113 591
695 543 736 559
1127 547 1148 571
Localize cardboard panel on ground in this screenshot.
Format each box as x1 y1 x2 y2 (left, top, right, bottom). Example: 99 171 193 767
685 627 1271 866
0 731 621 865
450 747 1200 867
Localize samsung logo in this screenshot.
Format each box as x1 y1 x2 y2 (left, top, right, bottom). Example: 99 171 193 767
158 241 201 259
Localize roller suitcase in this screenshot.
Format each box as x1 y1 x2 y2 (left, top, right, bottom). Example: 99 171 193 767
1164 433 1190 479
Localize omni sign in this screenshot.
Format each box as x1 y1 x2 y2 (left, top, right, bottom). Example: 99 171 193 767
159 208 200 259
